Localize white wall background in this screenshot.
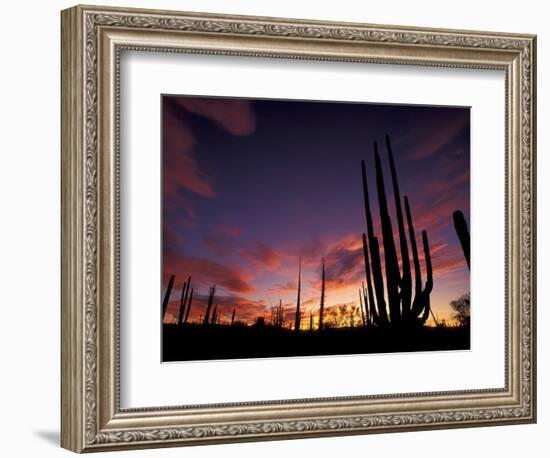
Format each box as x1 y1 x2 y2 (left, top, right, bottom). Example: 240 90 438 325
0 1 545 456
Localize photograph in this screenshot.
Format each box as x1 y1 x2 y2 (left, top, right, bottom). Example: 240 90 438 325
161 95 471 362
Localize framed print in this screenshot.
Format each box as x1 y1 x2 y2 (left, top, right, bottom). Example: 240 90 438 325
61 4 537 453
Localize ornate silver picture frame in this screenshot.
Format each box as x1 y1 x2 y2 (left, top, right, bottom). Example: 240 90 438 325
61 4 536 453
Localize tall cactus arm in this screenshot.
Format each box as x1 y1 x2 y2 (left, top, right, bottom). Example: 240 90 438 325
362 233 384 325
411 230 433 322
386 135 412 315
404 196 422 295
422 230 433 295
361 161 388 322
419 296 431 325
361 160 376 238
410 229 434 320
374 145 401 323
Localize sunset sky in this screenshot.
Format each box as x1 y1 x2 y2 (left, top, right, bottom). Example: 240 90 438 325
162 95 470 327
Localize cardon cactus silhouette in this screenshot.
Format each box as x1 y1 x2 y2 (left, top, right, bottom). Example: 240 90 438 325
162 274 175 322
453 210 470 269
361 135 433 327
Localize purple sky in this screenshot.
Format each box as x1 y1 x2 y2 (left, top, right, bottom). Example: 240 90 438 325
162 95 470 326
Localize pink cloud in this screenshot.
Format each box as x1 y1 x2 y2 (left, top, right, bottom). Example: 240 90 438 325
241 242 283 271
172 97 256 136
162 96 257 229
396 110 469 160
163 104 215 199
268 279 297 294
164 253 255 295
203 225 243 257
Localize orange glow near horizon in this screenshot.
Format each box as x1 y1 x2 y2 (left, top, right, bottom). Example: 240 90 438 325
163 250 467 329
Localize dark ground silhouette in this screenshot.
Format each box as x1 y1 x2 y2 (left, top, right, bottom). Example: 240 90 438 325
162 323 470 362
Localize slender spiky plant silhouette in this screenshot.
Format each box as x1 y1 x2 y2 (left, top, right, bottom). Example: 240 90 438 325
203 285 216 326
362 282 371 326
430 307 439 327
177 276 191 325
319 258 326 330
274 300 284 328
358 289 366 326
211 305 218 325
177 280 186 325
162 274 175 322
361 135 433 327
184 288 193 323
294 258 302 332
453 210 470 269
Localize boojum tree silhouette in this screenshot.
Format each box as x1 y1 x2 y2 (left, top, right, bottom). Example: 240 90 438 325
361 135 433 328
294 257 302 332
318 258 326 330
